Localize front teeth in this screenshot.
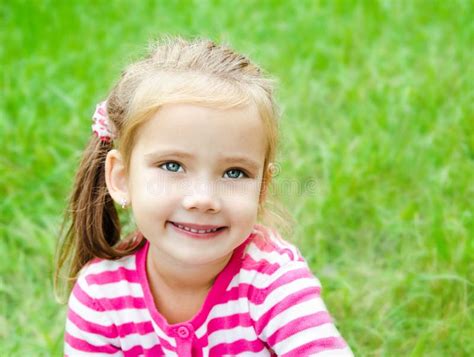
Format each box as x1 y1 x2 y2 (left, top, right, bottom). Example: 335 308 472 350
176 223 219 233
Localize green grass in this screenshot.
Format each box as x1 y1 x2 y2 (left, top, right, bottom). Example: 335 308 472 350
1 0 473 355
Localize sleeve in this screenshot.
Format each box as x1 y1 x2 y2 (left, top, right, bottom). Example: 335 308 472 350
250 259 353 356
64 272 123 356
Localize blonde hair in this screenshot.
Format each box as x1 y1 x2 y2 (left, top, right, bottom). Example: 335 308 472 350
55 36 291 301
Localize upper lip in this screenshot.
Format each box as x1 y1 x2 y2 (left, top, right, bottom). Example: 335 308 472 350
170 221 226 230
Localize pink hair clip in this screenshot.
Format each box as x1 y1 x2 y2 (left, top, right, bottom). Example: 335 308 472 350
91 100 116 142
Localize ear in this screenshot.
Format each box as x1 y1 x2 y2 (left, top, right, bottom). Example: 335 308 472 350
105 149 129 204
259 163 274 204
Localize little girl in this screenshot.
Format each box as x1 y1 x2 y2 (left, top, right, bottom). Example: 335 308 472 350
56 37 352 356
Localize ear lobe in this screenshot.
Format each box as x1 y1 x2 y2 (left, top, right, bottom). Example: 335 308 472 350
105 149 129 204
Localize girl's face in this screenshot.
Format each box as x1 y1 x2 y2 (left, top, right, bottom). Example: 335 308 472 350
126 103 267 267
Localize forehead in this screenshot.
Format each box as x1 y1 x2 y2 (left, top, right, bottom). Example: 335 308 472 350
132 103 267 165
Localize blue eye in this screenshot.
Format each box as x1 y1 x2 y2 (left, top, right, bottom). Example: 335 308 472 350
160 162 182 172
224 169 247 179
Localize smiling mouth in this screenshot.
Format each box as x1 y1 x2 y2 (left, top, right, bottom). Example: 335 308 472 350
168 221 227 237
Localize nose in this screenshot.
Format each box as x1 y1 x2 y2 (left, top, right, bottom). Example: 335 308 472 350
181 182 221 213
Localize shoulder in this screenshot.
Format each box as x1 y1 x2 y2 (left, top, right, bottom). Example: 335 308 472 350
243 224 305 269
77 233 145 285
71 250 142 309
80 253 138 287
65 252 144 354
232 225 317 297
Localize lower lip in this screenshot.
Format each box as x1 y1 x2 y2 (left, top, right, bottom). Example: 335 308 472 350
168 222 227 240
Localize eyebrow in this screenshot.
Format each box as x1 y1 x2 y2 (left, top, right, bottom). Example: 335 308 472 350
144 149 261 172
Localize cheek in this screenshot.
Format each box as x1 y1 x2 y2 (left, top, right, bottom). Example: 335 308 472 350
222 180 261 197
130 168 179 200
224 184 260 221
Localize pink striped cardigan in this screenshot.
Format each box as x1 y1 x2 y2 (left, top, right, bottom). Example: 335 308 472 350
65 225 352 356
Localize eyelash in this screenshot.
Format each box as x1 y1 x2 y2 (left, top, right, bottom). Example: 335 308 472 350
158 161 249 179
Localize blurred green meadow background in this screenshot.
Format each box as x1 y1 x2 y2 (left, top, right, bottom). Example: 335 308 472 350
1 0 473 355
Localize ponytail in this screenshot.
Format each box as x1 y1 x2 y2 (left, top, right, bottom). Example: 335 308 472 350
54 137 143 302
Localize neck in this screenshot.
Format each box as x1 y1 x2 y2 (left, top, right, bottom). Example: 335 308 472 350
146 244 232 295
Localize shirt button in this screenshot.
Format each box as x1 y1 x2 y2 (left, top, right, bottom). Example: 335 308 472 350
177 326 190 338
